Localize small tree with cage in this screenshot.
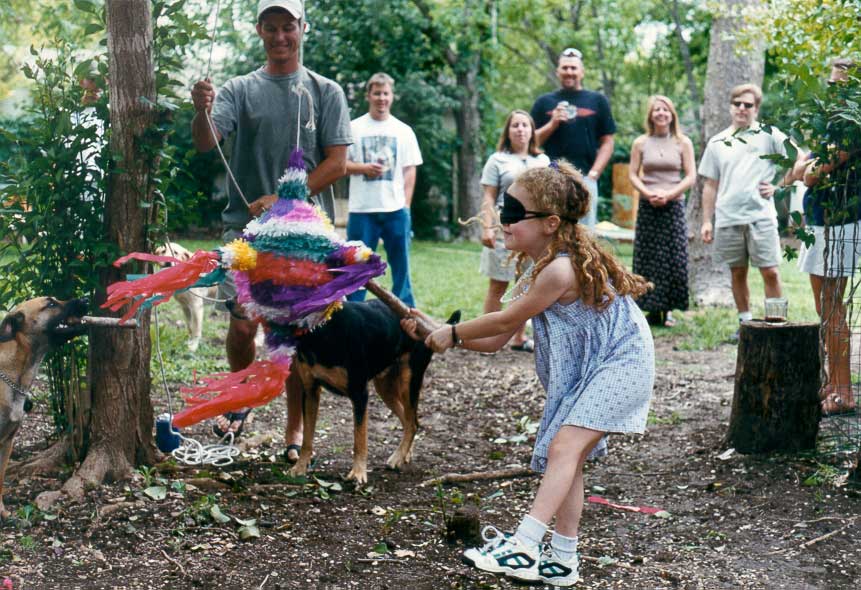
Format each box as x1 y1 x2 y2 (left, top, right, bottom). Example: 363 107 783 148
784 59 861 472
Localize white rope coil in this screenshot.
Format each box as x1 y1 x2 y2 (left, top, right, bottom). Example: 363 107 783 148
171 432 241 466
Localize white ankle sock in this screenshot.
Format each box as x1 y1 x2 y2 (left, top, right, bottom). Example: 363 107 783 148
550 531 578 561
738 311 753 322
514 514 547 549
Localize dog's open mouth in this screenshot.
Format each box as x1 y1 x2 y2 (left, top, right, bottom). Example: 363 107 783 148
53 316 85 334
50 298 89 337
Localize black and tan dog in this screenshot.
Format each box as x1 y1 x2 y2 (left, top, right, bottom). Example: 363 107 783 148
287 299 459 484
0 297 88 517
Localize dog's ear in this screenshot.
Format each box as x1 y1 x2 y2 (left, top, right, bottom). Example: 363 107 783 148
445 310 462 325
0 311 25 342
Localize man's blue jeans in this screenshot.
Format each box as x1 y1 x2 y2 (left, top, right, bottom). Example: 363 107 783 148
346 207 415 307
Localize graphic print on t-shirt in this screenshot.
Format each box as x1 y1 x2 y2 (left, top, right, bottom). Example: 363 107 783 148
361 135 398 182
544 106 597 121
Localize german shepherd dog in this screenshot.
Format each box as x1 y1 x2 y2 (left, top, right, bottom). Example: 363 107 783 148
0 297 88 517
287 299 459 484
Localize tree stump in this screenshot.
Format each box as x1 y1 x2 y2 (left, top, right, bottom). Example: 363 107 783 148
725 321 821 453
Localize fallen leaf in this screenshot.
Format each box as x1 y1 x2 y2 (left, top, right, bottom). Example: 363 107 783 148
717 448 735 461
394 549 415 558
210 505 231 524
143 486 167 501
238 524 260 540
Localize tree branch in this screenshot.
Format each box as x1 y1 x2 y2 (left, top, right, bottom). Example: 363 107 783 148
590 0 613 101
421 466 534 486
498 39 557 86
570 0 584 29
410 0 458 67
523 17 558 68
670 0 702 134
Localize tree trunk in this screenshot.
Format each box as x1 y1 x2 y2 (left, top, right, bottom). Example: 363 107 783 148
454 60 483 238
725 321 821 453
409 0 486 239
669 0 702 137
589 0 613 103
63 0 157 499
686 0 765 305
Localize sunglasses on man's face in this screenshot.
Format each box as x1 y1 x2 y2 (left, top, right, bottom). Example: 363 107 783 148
499 192 553 225
560 47 582 59
731 100 755 109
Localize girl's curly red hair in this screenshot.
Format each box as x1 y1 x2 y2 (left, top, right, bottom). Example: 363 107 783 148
513 160 651 309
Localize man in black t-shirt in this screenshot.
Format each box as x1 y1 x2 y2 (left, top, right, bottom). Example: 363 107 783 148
531 48 616 227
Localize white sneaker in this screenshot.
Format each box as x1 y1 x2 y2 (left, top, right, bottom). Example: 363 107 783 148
462 526 540 581
538 545 580 586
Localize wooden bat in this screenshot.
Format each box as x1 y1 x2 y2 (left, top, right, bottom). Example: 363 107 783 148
364 279 437 338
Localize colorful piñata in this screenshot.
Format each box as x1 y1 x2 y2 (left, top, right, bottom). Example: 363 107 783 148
102 149 386 427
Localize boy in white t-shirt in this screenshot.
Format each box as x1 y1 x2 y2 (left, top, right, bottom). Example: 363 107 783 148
346 73 423 306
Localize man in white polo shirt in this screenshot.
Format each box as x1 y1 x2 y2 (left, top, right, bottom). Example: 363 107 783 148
346 72 423 306
699 83 801 338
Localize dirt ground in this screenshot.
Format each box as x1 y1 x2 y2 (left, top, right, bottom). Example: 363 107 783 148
2 333 860 589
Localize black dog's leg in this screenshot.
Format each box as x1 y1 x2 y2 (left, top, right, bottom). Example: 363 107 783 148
289 376 321 478
347 385 370 484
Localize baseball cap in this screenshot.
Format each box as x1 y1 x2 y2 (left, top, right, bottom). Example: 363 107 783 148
257 0 303 20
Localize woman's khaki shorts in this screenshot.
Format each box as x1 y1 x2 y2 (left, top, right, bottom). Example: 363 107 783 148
714 218 781 268
480 237 517 282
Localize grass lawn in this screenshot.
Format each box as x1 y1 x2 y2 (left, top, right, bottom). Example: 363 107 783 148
3 236 820 350
183 235 820 351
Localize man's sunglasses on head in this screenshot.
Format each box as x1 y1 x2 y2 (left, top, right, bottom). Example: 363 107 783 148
731 100 755 109
560 47 582 59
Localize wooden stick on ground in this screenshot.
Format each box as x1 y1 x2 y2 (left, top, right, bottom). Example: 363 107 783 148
421 467 534 487
798 516 859 550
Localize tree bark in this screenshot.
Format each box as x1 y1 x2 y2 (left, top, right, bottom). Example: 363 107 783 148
454 60 483 238
686 0 765 305
410 0 487 239
64 0 157 498
725 321 821 453
589 0 613 103
669 0 702 136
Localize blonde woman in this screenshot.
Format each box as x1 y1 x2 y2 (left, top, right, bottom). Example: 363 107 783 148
628 95 696 327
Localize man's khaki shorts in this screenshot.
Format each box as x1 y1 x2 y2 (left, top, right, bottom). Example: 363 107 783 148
714 218 781 268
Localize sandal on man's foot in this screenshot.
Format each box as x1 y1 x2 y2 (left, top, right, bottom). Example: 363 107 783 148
213 409 252 439
282 444 317 469
511 339 534 353
821 393 857 417
283 444 302 465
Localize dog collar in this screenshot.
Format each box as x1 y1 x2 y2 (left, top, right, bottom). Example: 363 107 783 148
0 368 29 398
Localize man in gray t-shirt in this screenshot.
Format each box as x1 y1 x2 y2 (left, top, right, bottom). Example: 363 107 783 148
698 83 801 338
190 0 352 445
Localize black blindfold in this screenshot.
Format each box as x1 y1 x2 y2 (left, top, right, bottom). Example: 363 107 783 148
499 192 578 225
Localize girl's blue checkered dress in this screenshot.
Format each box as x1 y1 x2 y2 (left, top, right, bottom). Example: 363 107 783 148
530 279 655 473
